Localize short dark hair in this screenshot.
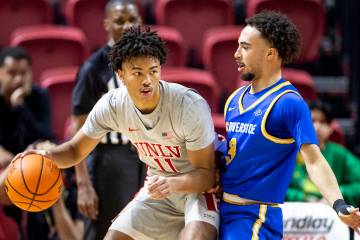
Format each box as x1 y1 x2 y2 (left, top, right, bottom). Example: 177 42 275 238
108 26 167 70
0 47 32 67
105 0 136 15
246 11 301 65
309 100 333 124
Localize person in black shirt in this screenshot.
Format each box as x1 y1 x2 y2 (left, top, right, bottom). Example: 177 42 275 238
71 0 145 239
0 47 84 239
0 47 52 170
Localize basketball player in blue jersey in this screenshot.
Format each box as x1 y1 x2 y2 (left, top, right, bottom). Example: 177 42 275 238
220 11 360 239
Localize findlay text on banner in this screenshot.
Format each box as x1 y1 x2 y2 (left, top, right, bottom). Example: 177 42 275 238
281 202 350 240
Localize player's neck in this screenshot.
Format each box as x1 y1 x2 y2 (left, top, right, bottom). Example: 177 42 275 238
250 70 281 93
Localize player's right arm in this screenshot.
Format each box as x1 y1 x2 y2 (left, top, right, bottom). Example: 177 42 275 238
10 129 101 169
44 129 101 169
14 90 117 168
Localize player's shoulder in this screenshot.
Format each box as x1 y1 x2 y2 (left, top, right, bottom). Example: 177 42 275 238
276 90 304 106
274 90 308 115
101 86 128 105
162 80 204 104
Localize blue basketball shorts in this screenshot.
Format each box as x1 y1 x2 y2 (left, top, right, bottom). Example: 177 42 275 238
219 201 283 240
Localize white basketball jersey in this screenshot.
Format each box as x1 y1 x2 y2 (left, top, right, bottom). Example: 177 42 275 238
82 81 214 177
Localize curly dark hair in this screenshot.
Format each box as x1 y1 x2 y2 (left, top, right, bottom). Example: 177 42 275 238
108 26 167 70
246 11 301 64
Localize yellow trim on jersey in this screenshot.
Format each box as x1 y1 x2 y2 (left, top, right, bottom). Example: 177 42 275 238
238 81 291 114
224 87 245 118
223 192 279 207
251 205 268 240
261 90 301 144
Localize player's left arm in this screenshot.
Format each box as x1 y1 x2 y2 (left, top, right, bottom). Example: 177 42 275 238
146 143 215 198
172 143 215 192
301 140 360 233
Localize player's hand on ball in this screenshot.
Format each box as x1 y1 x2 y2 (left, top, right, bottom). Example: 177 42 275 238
11 149 52 164
146 175 172 200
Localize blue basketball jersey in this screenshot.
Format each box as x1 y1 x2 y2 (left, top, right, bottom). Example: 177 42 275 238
222 79 317 203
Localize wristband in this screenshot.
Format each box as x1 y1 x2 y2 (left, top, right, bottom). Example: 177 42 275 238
333 199 351 215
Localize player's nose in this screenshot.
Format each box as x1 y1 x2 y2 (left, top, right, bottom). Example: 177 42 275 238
142 74 152 86
234 47 242 60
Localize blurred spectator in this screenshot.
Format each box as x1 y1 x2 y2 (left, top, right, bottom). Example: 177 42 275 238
0 46 54 238
71 0 145 239
0 47 53 169
286 100 360 206
0 47 52 169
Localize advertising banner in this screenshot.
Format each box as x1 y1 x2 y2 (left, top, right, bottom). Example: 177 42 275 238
281 202 349 240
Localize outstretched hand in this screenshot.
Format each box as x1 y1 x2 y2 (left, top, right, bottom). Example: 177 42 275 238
338 207 360 235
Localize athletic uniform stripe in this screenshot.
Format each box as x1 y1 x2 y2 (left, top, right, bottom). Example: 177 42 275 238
204 193 217 211
238 81 291 114
224 87 244 118
261 90 300 144
251 204 267 240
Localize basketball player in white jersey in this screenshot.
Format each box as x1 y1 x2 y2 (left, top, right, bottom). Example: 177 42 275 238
14 26 219 240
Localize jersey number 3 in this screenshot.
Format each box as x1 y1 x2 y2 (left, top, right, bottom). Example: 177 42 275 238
225 138 236 165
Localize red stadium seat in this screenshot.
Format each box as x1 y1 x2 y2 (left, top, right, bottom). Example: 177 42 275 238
282 68 317 101
151 26 187 67
212 114 226 137
0 0 52 49
10 25 89 84
65 0 144 52
330 120 345 146
161 67 220 113
246 0 325 63
40 67 78 142
203 26 244 94
155 0 234 65
0 205 19 240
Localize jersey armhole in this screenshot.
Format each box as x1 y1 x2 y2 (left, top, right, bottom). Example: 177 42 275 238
261 90 301 144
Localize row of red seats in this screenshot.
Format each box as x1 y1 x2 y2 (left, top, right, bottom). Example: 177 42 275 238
0 0 325 64
7 24 318 101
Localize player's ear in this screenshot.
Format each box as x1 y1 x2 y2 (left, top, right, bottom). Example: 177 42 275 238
117 69 124 79
266 47 277 60
104 18 110 32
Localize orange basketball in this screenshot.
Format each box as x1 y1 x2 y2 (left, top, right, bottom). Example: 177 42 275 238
5 153 63 212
